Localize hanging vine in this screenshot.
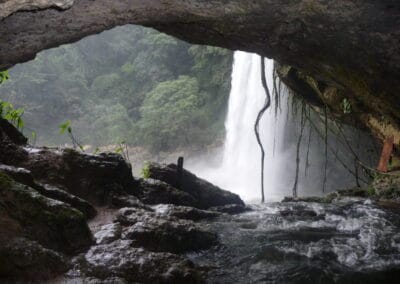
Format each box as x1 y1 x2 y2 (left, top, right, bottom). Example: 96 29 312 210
303 107 370 184
304 107 313 177
322 106 328 192
293 101 306 197
254 56 272 203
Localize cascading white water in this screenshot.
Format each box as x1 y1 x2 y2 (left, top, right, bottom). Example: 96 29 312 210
189 51 377 202
192 51 291 201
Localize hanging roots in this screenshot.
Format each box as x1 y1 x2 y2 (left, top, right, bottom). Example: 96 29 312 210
322 106 328 192
292 101 306 197
303 107 369 184
304 106 312 177
254 57 272 203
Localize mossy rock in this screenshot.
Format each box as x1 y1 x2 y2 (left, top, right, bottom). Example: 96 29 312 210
282 195 334 203
372 174 400 201
0 177 93 255
0 171 12 189
0 238 70 281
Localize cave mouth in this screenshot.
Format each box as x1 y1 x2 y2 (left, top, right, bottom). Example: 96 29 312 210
0 24 379 201
2 5 400 283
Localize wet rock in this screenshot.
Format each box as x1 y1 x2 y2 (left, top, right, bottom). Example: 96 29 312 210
94 223 122 245
116 208 218 253
0 172 93 254
136 178 198 207
239 222 258 230
153 204 220 221
279 208 318 219
0 163 35 187
373 175 400 202
110 192 152 211
0 237 69 281
0 121 138 209
38 183 97 219
0 163 97 219
0 0 75 20
58 276 130 283
282 196 335 203
336 188 370 198
0 141 138 206
147 163 245 209
282 187 379 205
208 204 251 215
80 240 203 283
0 118 27 145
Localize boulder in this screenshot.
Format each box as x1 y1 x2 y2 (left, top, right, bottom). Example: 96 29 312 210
38 183 97 219
0 238 69 281
0 172 93 255
135 178 198 207
116 207 218 253
373 175 400 202
0 163 35 187
0 118 27 145
79 240 203 283
147 163 245 209
0 163 97 219
282 196 335 203
0 142 138 206
94 223 122 245
152 204 220 221
109 192 152 211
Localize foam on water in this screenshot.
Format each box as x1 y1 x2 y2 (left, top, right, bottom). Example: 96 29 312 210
188 199 400 282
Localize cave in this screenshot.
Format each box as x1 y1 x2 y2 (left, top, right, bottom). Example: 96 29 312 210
1 1 400 283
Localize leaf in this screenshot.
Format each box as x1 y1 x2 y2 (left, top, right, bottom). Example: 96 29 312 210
0 70 9 84
59 120 71 134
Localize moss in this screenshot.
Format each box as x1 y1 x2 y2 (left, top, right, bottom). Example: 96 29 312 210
0 172 13 189
367 186 376 197
298 0 327 15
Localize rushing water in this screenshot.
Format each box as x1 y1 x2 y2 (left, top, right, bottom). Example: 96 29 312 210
191 51 290 201
184 52 399 282
188 199 400 283
190 51 378 202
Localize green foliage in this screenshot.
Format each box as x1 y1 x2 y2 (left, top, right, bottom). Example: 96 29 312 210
141 162 151 179
367 185 376 196
0 100 25 130
0 26 233 151
0 71 9 84
59 120 84 151
139 76 201 152
0 70 25 130
59 119 72 134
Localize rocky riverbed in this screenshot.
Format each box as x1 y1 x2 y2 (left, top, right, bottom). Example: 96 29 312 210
1 118 400 283
0 118 246 283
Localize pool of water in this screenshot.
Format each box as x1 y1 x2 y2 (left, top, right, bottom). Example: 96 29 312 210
188 198 400 283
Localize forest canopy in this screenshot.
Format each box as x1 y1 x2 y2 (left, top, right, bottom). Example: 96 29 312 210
0 25 233 152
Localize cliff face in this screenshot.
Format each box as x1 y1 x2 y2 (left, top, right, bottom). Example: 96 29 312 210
0 0 399 147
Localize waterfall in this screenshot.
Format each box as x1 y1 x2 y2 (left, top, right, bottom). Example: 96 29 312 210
189 51 378 202
191 51 290 201
220 52 293 201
